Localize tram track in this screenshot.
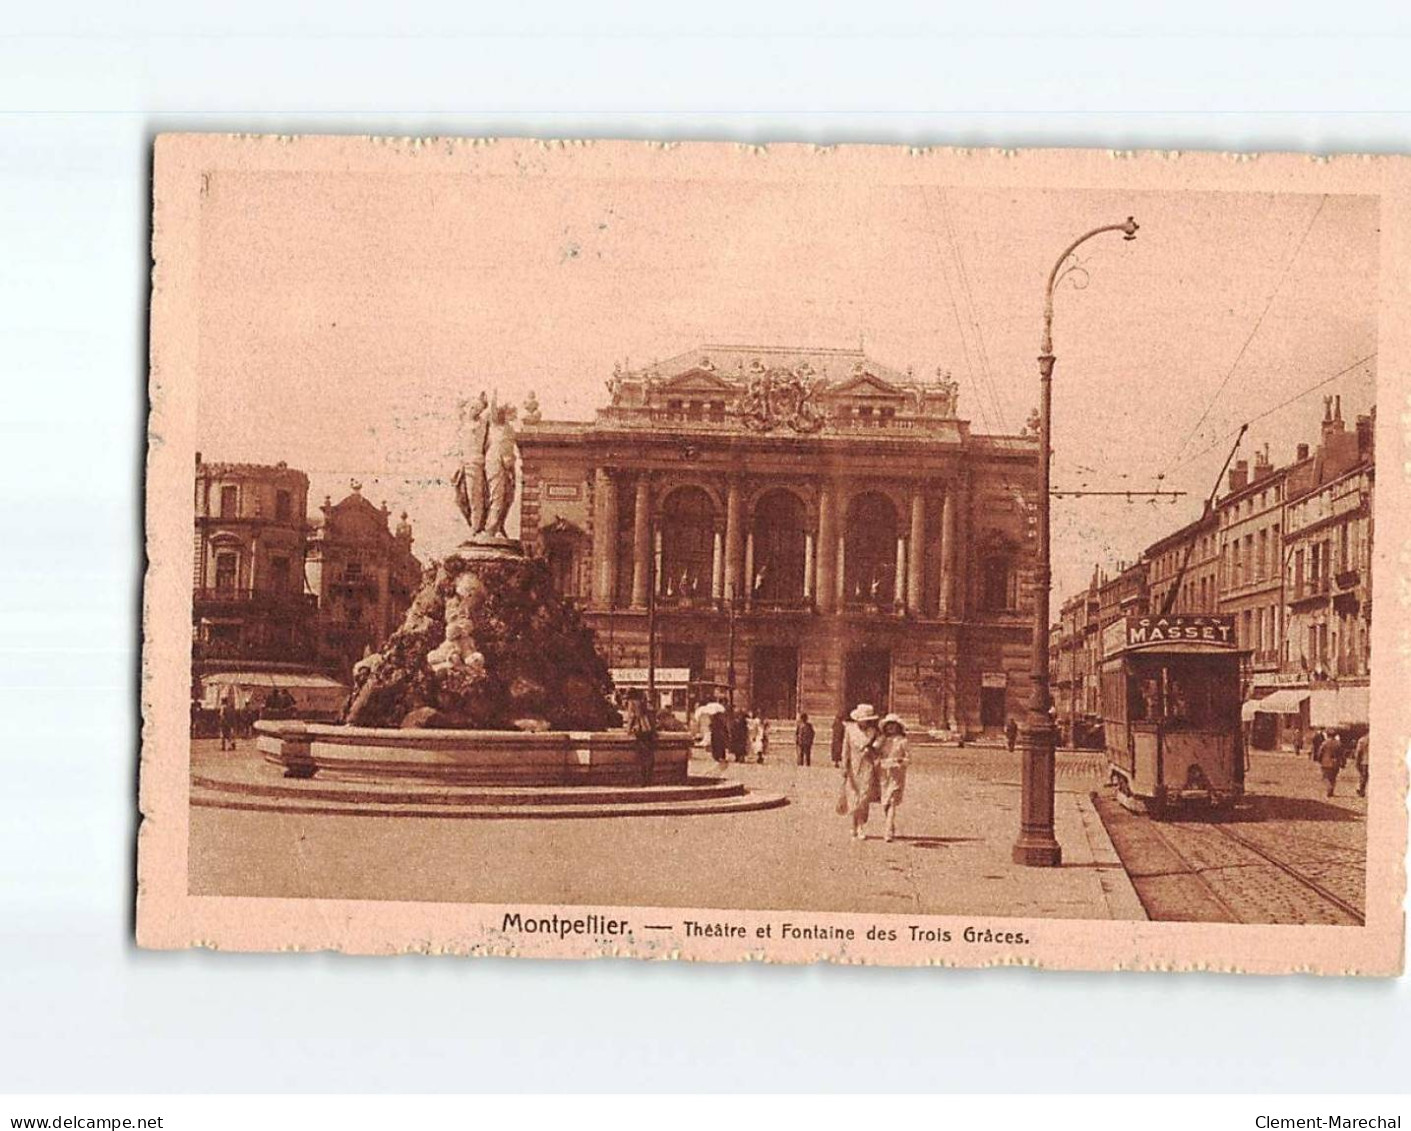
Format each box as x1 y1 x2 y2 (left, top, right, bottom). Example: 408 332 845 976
1206 821 1365 926
1093 791 1365 925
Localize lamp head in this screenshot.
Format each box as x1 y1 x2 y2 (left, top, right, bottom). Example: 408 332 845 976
1122 216 1140 241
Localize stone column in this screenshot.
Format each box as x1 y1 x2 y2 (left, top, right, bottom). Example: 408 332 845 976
724 480 744 603
592 469 619 606
939 484 957 618
711 528 724 601
836 536 847 608
907 489 926 614
631 475 651 608
803 531 815 601
744 530 756 609
816 482 837 614
894 535 906 609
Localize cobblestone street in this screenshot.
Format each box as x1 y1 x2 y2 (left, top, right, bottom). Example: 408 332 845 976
1095 749 1368 924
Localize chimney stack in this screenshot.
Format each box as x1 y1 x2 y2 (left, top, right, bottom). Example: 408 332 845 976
1296 442 1310 462
1228 460 1249 492
1322 395 1346 444
1356 414 1374 460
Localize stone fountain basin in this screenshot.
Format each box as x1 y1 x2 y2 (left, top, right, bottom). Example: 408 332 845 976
254 720 692 786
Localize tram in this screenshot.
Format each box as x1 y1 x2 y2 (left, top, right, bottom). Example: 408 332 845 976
1099 613 1245 816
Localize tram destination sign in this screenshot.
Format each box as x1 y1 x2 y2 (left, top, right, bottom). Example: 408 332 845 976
1113 614 1237 654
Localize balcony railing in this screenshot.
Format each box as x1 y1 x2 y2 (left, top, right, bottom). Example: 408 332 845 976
193 638 321 664
597 406 959 435
195 586 318 610
1289 578 1331 605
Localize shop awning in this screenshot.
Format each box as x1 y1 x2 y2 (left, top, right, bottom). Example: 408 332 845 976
1309 685 1369 728
204 671 348 691
1242 688 1310 720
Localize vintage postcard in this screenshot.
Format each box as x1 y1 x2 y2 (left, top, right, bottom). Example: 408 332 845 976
139 134 1407 974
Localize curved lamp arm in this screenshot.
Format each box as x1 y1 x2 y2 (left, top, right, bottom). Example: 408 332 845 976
1041 217 1139 355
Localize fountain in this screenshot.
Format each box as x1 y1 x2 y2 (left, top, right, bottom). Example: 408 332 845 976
193 391 785 819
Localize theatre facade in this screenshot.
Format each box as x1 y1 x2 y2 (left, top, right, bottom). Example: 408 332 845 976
516 345 1040 734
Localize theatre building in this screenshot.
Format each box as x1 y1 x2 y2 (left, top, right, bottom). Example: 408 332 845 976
516 344 1040 734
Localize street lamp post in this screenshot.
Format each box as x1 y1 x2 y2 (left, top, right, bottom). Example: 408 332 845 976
1013 216 1139 868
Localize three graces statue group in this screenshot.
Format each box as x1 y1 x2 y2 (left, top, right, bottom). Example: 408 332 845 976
454 392 518 541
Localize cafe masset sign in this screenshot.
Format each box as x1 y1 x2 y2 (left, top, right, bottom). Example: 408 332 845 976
1102 614 1238 657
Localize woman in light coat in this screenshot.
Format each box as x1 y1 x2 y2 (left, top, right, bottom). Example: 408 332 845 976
839 703 882 840
747 710 768 763
877 713 910 842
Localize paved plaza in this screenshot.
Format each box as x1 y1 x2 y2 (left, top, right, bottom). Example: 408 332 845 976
189 739 1369 924
189 739 1145 920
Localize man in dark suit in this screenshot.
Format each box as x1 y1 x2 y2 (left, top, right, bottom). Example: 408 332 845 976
728 707 749 763
708 706 728 763
795 713 815 767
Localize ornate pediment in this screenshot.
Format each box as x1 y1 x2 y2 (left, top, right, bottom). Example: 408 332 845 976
659 368 738 395
826 372 907 400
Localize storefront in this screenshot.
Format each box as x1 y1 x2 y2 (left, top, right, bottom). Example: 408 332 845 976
1308 683 1370 731
1241 687 1310 750
608 667 693 721
200 669 349 717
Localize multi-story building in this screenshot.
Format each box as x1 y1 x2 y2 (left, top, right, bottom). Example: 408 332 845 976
192 459 423 717
192 455 319 670
1049 397 1377 748
1279 398 1374 727
306 484 423 680
1145 506 1219 616
1051 571 1102 739
517 343 1040 734
1097 559 1149 630
1216 447 1288 688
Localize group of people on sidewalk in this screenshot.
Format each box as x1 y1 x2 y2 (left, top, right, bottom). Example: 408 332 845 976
706 705 771 764
1294 725 1370 798
701 699 913 842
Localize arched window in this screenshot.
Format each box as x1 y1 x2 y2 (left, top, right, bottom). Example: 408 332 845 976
750 489 806 605
540 519 587 600
844 492 899 606
660 487 716 602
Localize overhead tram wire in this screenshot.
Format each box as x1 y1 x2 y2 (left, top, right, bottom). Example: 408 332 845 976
1159 193 1329 479
938 188 1008 431
1155 351 1376 481
917 185 998 433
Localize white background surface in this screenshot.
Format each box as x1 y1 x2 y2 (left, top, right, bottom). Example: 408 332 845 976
1 0 1408 1094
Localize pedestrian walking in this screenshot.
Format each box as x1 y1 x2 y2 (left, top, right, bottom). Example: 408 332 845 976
1005 717 1018 752
728 707 749 763
217 693 236 751
1319 729 1345 797
877 713 910 843
708 705 728 763
747 710 768 763
624 691 657 787
1355 729 1370 797
830 711 846 767
837 703 882 840
795 713 815 767
1310 727 1325 764
1292 727 1303 759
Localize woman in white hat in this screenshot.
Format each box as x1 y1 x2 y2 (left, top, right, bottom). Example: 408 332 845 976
877 713 910 842
838 703 882 840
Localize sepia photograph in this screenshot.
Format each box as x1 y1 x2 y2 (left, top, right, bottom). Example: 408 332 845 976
138 135 1406 973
